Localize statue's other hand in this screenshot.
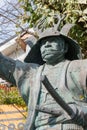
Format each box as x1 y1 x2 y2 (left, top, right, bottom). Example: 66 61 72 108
71 105 87 127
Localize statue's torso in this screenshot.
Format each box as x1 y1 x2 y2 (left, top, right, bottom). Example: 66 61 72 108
35 61 74 129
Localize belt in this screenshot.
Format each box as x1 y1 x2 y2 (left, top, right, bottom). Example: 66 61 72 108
36 105 63 116
46 124 84 130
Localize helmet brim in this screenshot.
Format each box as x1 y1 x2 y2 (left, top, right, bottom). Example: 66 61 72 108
24 34 82 65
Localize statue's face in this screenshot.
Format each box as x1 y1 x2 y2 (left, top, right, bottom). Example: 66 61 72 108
40 36 66 64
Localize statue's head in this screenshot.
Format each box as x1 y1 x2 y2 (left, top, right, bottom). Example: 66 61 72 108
24 15 82 65
40 36 68 65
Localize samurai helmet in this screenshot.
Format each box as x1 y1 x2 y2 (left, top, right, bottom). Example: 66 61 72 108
24 14 82 65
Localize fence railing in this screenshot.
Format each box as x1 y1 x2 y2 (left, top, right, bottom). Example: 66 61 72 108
0 105 27 130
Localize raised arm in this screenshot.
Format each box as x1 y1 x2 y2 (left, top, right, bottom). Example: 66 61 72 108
0 52 39 105
0 52 16 86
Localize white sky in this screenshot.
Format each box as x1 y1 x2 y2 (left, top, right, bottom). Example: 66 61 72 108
0 0 5 7
0 0 11 7
0 0 17 43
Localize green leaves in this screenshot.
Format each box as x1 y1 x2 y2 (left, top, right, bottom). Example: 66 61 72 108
18 0 86 28
18 0 87 57
0 88 26 106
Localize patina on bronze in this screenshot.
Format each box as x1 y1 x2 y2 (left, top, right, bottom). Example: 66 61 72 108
0 14 87 130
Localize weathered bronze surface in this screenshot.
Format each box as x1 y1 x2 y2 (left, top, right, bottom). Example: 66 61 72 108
0 15 87 130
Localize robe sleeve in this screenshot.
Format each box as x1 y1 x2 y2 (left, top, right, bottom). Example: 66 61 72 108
0 52 39 105
13 60 38 104
67 59 87 103
67 59 87 127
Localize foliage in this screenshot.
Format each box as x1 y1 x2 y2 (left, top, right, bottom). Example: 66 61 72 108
0 87 26 106
19 0 87 57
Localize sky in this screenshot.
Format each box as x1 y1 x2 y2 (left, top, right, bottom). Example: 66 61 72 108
0 0 19 44
0 0 11 7
0 0 4 6
0 0 29 44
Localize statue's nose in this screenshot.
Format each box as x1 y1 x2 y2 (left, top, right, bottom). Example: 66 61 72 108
45 41 51 47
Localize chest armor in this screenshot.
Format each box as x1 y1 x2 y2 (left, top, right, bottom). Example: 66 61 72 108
40 61 74 104
35 61 74 129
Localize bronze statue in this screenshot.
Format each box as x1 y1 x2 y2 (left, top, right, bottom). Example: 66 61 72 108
0 15 87 130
